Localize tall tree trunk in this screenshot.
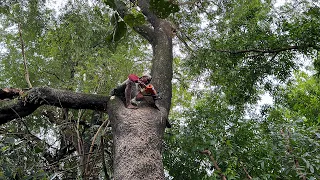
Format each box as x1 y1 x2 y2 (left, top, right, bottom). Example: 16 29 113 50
108 98 167 179
110 0 174 179
151 21 173 111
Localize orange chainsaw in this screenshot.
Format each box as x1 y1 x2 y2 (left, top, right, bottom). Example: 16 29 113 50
144 84 162 99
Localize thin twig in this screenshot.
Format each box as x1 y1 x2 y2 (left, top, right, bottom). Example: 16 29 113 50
49 157 98 174
42 152 97 169
241 163 252 180
43 70 66 83
101 137 111 180
75 110 84 174
18 23 32 88
85 119 109 174
214 45 305 55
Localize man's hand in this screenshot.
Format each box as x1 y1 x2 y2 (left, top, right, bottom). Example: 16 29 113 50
138 80 146 88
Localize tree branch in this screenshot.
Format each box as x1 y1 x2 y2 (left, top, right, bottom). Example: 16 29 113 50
114 0 156 43
101 136 111 180
174 0 200 6
133 25 155 43
135 0 160 28
200 150 227 180
18 23 33 88
0 127 75 164
215 45 310 55
86 119 109 173
0 87 109 125
242 164 253 180
0 88 24 100
43 152 97 170
43 70 66 83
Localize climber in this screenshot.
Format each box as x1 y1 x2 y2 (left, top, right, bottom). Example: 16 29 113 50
111 74 152 109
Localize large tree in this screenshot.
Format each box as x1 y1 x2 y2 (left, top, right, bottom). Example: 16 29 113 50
1 0 175 179
1 0 319 179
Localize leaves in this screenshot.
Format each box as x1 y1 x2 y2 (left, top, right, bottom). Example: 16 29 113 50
149 0 179 18
123 12 146 27
103 0 116 10
0 0 150 178
166 74 320 178
1 0 320 179
164 1 320 178
106 12 127 49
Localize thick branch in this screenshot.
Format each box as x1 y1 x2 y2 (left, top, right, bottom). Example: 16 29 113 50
133 25 155 43
136 0 160 28
0 88 24 99
115 0 155 43
0 87 109 125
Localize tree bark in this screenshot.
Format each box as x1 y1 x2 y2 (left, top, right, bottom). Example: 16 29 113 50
108 98 167 179
150 26 173 111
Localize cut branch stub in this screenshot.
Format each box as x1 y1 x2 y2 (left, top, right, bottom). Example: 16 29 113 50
0 88 24 100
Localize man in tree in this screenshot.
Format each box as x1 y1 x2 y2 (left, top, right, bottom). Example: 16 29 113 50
111 74 152 109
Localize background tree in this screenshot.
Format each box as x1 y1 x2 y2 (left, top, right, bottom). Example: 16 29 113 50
164 0 320 179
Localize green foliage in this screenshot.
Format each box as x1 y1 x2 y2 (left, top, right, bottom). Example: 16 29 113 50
1 0 320 179
0 0 150 178
165 77 320 179
274 71 320 126
107 12 128 47
0 0 51 88
149 0 179 19
183 0 319 106
165 2 320 177
165 92 243 179
103 0 116 10
103 0 180 19
0 128 49 179
124 11 146 27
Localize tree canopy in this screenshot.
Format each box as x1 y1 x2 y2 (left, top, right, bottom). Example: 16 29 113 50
0 0 319 179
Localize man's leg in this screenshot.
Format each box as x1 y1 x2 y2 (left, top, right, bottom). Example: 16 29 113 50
125 81 138 109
